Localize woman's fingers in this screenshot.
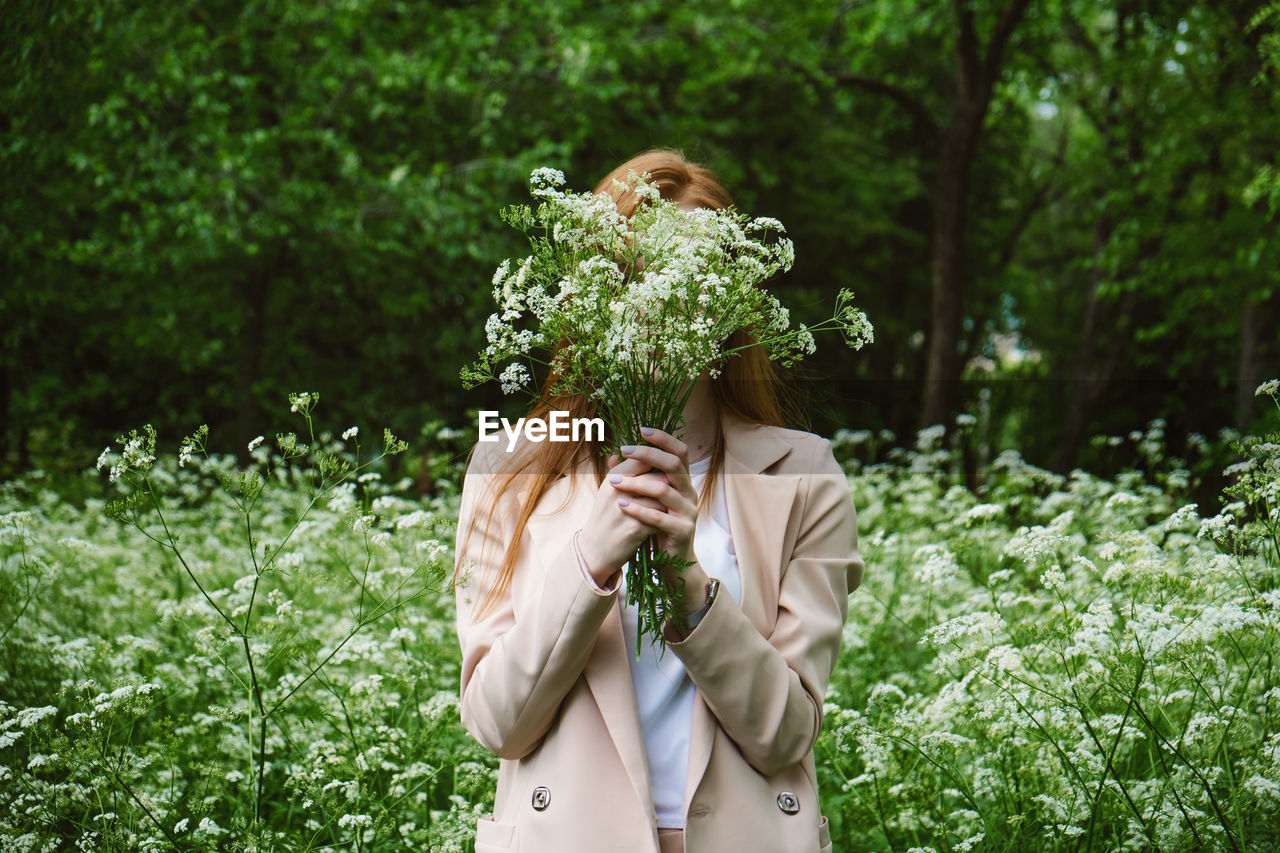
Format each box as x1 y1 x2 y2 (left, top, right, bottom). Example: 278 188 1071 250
610 427 690 473
620 427 697 494
616 497 697 539
607 455 691 502
636 426 689 462
603 431 699 558
607 454 653 478
608 472 696 516
615 491 664 511
618 442 681 474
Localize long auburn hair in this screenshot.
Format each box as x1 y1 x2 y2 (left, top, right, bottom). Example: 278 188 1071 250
459 149 799 617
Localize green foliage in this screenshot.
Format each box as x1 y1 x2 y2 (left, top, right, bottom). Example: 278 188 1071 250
1248 3 1280 218
5 0 1277 477
1 397 484 850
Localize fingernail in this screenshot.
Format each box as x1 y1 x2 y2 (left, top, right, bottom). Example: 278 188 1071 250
620 445 635 455
608 475 622 484
640 426 654 436
618 497 630 507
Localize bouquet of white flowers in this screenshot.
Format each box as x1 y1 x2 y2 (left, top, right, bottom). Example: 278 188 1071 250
463 167 873 654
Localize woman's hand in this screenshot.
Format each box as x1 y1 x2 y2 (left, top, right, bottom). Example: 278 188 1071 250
609 427 700 565
575 426 705 594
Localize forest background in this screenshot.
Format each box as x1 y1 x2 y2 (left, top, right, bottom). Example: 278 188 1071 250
4 0 1280 489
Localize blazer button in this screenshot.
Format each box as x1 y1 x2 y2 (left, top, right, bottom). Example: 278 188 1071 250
532 786 551 811
689 803 712 819
777 791 800 815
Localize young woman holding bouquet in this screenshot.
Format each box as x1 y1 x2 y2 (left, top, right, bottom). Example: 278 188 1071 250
454 150 865 853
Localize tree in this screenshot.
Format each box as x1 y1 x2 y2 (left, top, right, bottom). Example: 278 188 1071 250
801 0 1037 430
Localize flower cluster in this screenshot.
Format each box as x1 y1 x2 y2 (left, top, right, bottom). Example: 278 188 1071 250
96 425 157 483
462 168 873 652
463 168 872 426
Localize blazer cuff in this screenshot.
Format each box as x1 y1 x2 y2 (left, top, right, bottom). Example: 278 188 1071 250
660 574 725 646
574 530 621 595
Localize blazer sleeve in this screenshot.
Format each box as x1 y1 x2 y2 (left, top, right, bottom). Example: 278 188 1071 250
453 446 620 760
663 436 864 777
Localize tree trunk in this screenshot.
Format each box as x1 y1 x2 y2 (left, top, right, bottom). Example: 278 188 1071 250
920 0 1032 430
1052 217 1112 472
1237 290 1280 429
822 0 1032 433
921 118 976 428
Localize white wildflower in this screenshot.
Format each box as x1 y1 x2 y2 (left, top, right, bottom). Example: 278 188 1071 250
27 752 57 769
1197 513 1238 544
1004 525 1068 567
1159 502 1199 534
914 545 959 585
1040 565 1066 592
1104 491 1143 510
1244 774 1280 802
195 817 226 837
499 362 531 395
960 503 1004 526
920 611 1006 650
102 426 157 482
417 540 448 561
917 424 947 452
288 391 317 414
529 167 566 196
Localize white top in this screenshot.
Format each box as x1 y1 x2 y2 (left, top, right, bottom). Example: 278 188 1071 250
619 455 742 829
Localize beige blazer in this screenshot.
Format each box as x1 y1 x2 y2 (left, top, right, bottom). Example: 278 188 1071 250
454 410 865 853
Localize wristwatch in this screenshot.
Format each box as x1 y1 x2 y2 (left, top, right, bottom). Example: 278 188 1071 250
682 579 720 634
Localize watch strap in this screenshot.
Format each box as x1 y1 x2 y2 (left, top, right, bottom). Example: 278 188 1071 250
683 578 720 633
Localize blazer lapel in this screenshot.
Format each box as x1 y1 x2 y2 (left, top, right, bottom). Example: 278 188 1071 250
721 449 797 634
523 462 656 820
585 608 656 819
684 412 799 810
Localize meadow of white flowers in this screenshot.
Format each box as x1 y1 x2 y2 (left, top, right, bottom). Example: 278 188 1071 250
1 401 497 852
819 386 1280 853
1 385 1278 851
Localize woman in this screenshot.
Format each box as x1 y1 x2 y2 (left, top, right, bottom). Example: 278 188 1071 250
454 150 864 853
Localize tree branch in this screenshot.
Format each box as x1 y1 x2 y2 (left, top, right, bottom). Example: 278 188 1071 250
829 70 940 139
994 129 1069 273
983 0 1034 86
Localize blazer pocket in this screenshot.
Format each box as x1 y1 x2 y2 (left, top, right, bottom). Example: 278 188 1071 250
475 817 517 852
818 814 832 853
